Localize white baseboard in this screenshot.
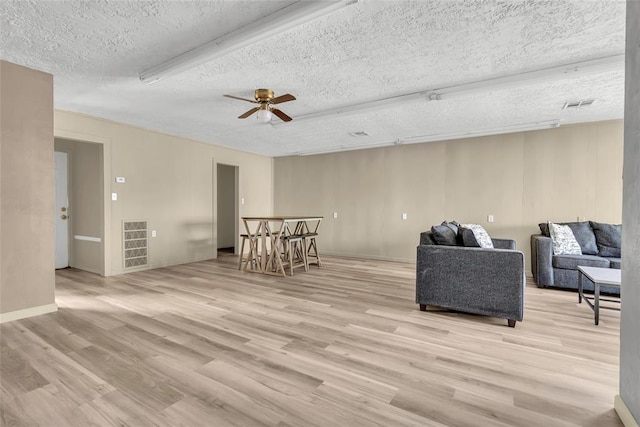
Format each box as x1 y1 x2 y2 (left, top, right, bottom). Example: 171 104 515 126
615 395 639 427
0 303 58 324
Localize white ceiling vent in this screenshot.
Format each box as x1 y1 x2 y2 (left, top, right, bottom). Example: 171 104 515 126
562 99 595 110
349 131 369 137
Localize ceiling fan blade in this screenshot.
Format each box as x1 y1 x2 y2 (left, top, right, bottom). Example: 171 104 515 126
238 107 260 119
271 94 296 105
224 94 258 103
271 108 293 122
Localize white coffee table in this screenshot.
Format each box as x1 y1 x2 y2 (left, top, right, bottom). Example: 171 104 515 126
577 266 621 325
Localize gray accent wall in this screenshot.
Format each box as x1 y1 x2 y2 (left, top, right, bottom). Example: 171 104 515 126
621 0 640 423
217 164 236 249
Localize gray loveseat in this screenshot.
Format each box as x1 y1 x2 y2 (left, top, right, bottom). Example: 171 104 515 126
531 221 621 294
417 230 525 327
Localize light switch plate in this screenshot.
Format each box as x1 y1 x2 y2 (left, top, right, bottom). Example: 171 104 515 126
111 192 117 201
402 213 408 220
488 215 494 223
333 212 338 219
151 230 157 237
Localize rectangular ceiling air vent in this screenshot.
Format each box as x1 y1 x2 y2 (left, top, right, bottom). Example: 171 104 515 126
562 99 595 110
349 131 369 137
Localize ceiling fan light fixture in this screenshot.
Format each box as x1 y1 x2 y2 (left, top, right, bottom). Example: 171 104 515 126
257 109 273 123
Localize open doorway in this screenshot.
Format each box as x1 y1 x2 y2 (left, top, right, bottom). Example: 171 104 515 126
217 163 239 257
54 139 105 275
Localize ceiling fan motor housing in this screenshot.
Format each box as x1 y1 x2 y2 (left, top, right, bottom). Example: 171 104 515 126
255 88 274 102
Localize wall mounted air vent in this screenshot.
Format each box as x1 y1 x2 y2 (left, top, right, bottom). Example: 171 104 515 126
562 99 595 110
123 220 148 269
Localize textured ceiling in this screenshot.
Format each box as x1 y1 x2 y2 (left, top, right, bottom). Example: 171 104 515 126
0 0 626 157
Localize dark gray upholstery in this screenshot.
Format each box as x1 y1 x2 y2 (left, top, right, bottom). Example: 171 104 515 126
531 234 620 295
609 258 622 269
431 225 457 246
552 254 610 269
420 231 436 245
416 234 525 326
590 221 622 257
459 227 480 247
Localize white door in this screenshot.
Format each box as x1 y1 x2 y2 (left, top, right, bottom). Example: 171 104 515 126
55 151 69 269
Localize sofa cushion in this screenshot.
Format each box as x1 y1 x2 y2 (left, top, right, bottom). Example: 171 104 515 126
539 221 597 255
608 258 621 269
590 221 621 257
459 224 493 248
549 222 582 256
431 225 457 246
552 254 610 270
419 231 436 245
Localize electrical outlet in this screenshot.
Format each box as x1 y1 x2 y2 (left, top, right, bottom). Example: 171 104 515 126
333 212 338 219
488 215 494 223
151 230 157 238
402 213 408 220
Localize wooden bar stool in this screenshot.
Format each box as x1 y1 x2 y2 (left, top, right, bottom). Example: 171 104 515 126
303 232 322 267
238 233 258 270
281 234 308 276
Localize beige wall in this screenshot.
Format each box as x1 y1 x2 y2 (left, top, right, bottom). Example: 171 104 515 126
54 138 104 274
0 61 56 318
274 120 623 270
54 110 273 276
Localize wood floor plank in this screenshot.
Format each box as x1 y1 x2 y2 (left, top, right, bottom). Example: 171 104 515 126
0 254 623 426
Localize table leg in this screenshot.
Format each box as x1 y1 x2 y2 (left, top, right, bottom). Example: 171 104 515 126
594 282 600 326
241 219 258 272
260 221 269 273
265 220 287 277
578 272 583 303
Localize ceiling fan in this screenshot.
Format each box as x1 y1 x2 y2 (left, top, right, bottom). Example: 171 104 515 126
224 89 296 123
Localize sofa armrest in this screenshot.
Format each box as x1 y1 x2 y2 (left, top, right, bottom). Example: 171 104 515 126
531 235 553 287
492 238 516 250
416 245 525 321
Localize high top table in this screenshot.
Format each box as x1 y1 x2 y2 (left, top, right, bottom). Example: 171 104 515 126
241 216 322 277
577 266 621 325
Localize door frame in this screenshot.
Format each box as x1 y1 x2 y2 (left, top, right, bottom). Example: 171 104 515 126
54 151 70 269
54 129 110 276
213 161 240 256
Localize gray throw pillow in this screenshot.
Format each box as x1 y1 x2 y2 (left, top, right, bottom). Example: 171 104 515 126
590 221 621 257
459 227 479 247
431 225 457 246
441 220 459 235
459 224 494 248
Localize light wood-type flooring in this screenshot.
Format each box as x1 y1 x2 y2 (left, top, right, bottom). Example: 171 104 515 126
1 254 622 426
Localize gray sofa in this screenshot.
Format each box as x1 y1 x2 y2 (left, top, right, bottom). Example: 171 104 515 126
417 231 525 327
531 221 621 294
